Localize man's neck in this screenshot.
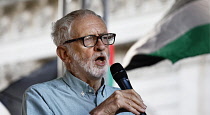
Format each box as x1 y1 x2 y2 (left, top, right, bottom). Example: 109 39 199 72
69 70 103 91
86 78 103 91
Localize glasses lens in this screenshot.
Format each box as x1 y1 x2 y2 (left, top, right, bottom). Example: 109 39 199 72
101 33 115 45
84 35 97 47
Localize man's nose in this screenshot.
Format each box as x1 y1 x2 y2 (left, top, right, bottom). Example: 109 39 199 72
94 39 106 51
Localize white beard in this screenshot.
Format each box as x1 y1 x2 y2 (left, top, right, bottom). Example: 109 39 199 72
70 51 109 79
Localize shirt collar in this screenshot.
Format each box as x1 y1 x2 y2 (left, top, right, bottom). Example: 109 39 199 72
62 71 105 97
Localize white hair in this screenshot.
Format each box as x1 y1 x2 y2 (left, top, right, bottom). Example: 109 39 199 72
51 9 104 46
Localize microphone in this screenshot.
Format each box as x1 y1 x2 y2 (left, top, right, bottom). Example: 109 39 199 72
110 63 146 115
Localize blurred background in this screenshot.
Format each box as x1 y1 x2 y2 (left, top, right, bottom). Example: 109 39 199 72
0 0 209 115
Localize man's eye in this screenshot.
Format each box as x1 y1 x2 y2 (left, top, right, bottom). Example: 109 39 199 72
84 36 93 41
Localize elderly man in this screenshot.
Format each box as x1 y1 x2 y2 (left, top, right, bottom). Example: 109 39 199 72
22 9 146 115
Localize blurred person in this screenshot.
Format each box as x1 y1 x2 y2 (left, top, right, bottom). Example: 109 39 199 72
22 9 146 115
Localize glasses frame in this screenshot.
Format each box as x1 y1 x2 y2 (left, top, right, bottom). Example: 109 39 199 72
63 33 116 47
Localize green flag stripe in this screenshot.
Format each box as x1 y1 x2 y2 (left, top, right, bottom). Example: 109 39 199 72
150 23 210 63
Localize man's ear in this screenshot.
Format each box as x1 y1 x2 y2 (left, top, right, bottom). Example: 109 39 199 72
56 46 71 63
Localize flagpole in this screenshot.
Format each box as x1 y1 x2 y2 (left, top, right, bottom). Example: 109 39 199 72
101 0 115 86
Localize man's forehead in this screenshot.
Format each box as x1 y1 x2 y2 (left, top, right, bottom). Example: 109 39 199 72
70 14 107 37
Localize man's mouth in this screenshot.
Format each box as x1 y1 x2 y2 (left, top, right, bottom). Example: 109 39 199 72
95 56 106 66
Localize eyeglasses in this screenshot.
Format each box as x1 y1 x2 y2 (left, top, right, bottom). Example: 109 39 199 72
63 33 116 47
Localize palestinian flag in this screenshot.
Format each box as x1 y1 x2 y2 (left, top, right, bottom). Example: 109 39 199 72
123 0 210 70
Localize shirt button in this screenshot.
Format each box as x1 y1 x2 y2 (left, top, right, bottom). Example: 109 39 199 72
89 89 92 92
81 91 85 96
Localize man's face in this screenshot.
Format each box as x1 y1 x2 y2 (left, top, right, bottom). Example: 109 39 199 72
68 15 109 79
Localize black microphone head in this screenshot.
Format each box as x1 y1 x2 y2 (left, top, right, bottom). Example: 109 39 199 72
110 63 146 115
110 63 128 82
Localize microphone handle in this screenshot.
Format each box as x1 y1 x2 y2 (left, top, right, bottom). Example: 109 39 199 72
118 78 147 115
117 78 133 90
140 112 147 115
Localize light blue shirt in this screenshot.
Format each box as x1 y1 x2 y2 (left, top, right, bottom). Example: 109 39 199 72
22 71 133 115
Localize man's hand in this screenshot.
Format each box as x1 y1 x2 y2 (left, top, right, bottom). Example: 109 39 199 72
90 89 147 115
